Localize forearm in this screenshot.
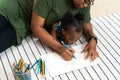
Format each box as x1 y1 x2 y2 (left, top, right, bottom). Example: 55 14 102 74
32 26 65 53
51 22 58 39
83 22 94 37
83 22 97 49
31 12 65 54
82 22 98 61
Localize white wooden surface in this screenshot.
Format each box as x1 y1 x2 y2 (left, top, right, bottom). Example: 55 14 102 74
0 12 120 80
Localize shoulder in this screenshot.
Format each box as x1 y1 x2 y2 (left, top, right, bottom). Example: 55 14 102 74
33 0 54 18
34 0 53 7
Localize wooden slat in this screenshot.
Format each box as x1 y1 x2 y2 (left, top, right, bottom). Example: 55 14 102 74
91 20 120 80
72 70 85 80
66 72 77 80
0 52 15 80
91 65 107 80
0 53 8 80
59 74 69 80
85 66 100 80
108 13 120 28
54 76 61 80
79 69 93 80
112 13 120 25
91 20 120 60
102 15 120 35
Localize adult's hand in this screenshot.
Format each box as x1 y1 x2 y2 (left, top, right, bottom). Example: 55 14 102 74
81 38 98 61
82 22 98 61
73 0 94 8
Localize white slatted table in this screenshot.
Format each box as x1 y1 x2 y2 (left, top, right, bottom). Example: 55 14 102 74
0 12 120 80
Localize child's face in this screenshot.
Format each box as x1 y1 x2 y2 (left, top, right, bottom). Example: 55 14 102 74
62 28 82 45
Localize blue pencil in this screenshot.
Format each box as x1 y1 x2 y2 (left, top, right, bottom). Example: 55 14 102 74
30 60 38 69
44 60 45 75
62 41 76 59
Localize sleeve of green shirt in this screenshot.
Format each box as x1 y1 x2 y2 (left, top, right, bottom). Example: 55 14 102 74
82 5 91 23
33 0 51 18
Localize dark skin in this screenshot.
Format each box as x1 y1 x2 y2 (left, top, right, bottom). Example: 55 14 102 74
31 14 74 60
31 0 98 61
51 23 82 45
73 0 94 8
51 22 82 59
51 22 98 61
82 22 98 61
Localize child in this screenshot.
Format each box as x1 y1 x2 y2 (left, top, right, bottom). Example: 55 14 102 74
51 12 84 46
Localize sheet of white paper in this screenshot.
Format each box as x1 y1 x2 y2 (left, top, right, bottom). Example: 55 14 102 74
41 44 99 77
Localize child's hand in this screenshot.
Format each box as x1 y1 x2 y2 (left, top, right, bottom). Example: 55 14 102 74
69 46 75 53
60 47 75 60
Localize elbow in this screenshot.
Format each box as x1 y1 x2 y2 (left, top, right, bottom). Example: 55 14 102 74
30 12 45 38
30 22 41 38
30 25 39 38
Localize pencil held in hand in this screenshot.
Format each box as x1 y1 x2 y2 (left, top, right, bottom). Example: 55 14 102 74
62 41 76 59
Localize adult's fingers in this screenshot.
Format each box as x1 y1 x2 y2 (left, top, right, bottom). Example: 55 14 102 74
85 52 90 59
79 3 84 8
91 52 99 61
81 45 88 53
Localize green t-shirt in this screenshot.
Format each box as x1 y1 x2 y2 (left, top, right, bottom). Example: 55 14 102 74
0 0 33 45
0 0 91 45
33 0 91 27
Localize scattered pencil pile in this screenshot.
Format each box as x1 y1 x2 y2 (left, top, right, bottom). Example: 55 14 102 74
34 58 45 77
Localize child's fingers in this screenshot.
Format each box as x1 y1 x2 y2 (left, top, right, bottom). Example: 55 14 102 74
66 49 74 57
61 49 73 60
69 47 75 53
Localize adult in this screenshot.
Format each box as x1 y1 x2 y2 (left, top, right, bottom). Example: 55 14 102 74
0 0 98 61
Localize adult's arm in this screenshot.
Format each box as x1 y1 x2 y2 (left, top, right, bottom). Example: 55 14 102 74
31 12 74 60
79 4 98 61
82 22 98 61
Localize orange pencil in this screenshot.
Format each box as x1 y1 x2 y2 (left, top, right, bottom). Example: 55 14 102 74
18 59 22 69
20 59 24 70
41 60 44 77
